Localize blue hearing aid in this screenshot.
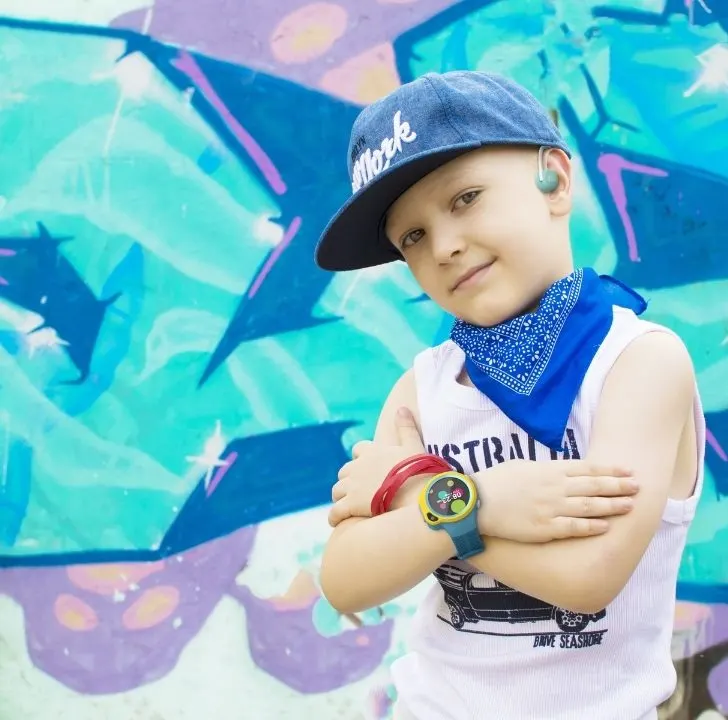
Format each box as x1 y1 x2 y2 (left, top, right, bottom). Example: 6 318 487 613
535 146 559 193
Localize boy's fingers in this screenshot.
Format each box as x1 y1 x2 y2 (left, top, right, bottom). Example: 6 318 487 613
565 461 633 478
352 441 373 459
568 476 639 497
395 407 425 451
562 496 634 519
550 516 610 539
328 499 351 528
331 479 347 502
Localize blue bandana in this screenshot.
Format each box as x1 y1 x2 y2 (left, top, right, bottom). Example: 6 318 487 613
450 268 647 452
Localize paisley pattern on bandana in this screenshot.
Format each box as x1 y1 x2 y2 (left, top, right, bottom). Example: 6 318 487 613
451 271 584 395
450 268 647 451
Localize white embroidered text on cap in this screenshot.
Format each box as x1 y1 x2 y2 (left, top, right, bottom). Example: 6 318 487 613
350 110 417 193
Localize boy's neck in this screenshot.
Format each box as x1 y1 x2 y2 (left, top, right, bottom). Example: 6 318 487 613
521 263 576 318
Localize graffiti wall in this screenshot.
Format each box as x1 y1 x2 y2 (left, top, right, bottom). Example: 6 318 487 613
0 0 726 718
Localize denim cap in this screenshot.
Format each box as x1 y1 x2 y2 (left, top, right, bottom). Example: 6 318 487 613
315 70 571 272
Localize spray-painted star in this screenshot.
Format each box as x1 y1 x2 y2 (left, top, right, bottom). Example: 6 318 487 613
684 43 728 97
25 326 70 358
185 420 229 489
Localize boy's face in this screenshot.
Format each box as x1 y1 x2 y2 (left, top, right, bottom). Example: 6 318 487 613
384 146 574 327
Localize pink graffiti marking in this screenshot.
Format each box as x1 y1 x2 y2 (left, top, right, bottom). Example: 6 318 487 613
0 247 16 286
122 586 181 630
172 51 287 195
67 562 165 595
596 153 668 262
706 428 727 462
54 594 99 631
206 451 238 498
247 215 302 299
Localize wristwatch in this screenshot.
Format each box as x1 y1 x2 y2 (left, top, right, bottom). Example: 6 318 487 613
418 472 484 560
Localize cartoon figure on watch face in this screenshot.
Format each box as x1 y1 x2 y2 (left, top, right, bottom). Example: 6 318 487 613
427 475 472 518
424 474 475 523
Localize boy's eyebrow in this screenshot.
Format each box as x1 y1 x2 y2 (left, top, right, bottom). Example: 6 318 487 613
382 211 403 241
383 212 410 241
385 161 490 233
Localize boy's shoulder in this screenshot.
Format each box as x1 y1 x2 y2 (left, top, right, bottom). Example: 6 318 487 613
413 337 461 369
411 338 464 391
612 327 693 381
595 314 696 430
596 307 693 380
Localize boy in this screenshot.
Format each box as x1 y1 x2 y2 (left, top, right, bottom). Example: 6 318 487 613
314 71 703 720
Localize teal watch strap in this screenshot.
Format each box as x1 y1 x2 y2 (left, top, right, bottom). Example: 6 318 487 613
446 511 484 560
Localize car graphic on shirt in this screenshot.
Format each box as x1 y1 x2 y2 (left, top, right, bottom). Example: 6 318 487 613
434 565 606 634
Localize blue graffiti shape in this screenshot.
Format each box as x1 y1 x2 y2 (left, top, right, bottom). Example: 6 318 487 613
555 61 728 291
134 46 357 384
705 410 728 497
605 154 728 290
161 421 353 553
594 0 728 31
0 436 32 546
0 223 120 384
48 243 145 415
392 0 505 83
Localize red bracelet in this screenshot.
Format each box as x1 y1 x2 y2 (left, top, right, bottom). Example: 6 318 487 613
371 453 451 516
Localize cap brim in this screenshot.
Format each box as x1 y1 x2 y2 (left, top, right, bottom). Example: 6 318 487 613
315 143 483 272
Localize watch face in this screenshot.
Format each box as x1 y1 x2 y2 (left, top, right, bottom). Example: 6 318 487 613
427 474 471 518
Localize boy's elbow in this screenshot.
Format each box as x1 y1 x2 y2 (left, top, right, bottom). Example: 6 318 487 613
561 591 613 616
319 566 355 615
549 582 615 615
553 558 628 614
578 575 629 614
320 571 376 615
321 590 362 616
319 547 370 615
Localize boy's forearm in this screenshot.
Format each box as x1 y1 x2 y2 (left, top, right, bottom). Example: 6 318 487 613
393 473 616 612
467 535 609 613
322 463 639 615
319 504 454 614
321 504 608 616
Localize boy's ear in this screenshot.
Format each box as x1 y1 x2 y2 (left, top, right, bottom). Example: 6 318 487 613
544 149 572 218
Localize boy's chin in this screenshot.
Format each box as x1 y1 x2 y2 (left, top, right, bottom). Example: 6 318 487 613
450 297 518 328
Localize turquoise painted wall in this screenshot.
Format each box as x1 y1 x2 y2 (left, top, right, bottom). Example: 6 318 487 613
0 1 726 718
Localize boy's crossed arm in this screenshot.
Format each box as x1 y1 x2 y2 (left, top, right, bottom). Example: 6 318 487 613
320 331 696 615
470 331 696 612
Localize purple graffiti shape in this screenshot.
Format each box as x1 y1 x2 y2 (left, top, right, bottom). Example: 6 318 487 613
0 527 256 694
231 576 392 694
111 0 455 90
597 153 668 262
706 428 728 462
172 50 287 195
673 603 728 714
710 654 728 713
248 216 301 299
206 451 238 497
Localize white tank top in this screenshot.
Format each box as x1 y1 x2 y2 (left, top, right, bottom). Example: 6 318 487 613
391 307 705 720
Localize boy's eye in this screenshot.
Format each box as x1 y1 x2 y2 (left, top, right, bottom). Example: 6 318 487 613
401 229 424 249
454 190 480 209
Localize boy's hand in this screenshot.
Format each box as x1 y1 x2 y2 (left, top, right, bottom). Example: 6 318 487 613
329 408 426 527
477 460 639 543
329 405 639 542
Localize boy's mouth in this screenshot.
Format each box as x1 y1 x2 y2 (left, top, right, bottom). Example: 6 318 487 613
451 261 494 292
